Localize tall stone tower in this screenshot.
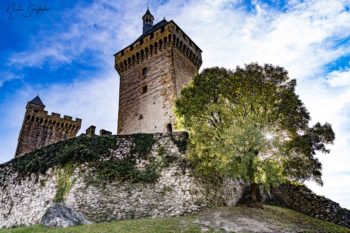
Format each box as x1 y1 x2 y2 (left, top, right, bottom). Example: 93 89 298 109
15 96 82 157
114 9 202 134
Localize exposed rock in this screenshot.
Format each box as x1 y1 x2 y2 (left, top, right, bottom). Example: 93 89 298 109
41 203 91 227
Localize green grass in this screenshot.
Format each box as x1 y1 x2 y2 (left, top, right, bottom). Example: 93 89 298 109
221 205 350 232
1 206 349 233
261 205 350 233
0 216 215 233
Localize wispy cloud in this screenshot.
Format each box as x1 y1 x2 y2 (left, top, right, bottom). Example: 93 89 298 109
7 0 147 69
0 72 23 87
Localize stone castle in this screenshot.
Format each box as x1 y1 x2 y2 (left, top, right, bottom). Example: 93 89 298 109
4 7 350 229
115 8 202 134
15 96 81 157
15 8 202 156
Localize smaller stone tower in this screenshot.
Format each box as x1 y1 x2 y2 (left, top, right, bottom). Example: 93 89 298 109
15 96 82 157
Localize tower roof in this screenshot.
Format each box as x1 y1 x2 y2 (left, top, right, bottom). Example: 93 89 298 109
142 8 154 20
28 96 45 107
136 18 168 42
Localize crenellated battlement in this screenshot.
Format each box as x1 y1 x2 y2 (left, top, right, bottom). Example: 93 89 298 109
24 109 81 133
15 96 82 157
115 20 202 74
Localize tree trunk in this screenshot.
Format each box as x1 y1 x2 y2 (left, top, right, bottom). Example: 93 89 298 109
246 150 263 208
248 183 264 208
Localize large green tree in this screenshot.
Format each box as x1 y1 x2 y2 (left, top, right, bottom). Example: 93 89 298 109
175 64 335 207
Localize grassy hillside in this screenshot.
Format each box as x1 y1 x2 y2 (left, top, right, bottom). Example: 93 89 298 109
1 205 349 233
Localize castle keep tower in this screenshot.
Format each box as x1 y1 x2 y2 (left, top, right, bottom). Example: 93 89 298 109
115 9 202 134
15 96 81 157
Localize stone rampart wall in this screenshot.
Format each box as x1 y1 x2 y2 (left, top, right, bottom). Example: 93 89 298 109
268 183 350 228
0 132 244 228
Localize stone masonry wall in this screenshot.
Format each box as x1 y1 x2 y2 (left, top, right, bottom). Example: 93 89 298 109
15 104 81 157
117 47 176 134
173 48 199 97
116 21 202 135
268 183 350 228
0 133 244 228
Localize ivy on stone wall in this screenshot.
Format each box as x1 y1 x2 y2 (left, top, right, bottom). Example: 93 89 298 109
53 163 75 203
11 135 118 177
87 134 159 184
90 157 160 184
10 134 161 185
130 134 156 158
171 132 189 154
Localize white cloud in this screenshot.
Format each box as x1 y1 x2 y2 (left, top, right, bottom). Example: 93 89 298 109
327 68 350 87
41 73 119 135
1 0 350 209
0 72 23 87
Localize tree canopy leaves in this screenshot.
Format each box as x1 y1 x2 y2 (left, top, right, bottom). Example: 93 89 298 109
175 63 335 188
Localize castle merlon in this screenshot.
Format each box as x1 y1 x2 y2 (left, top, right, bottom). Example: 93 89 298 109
114 20 202 74
47 112 81 123
64 115 72 120
25 110 82 131
114 20 202 57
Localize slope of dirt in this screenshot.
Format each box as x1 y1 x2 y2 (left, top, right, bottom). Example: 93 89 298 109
194 205 350 233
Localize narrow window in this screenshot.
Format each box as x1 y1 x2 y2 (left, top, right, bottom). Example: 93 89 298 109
139 114 143 120
166 123 173 133
142 85 148 94
142 67 148 77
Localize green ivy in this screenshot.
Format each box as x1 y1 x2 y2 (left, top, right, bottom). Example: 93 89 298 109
130 134 156 157
10 134 161 185
12 135 118 177
53 163 75 203
171 133 189 154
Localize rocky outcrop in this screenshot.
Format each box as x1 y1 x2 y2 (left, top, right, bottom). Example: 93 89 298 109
0 132 244 228
41 203 91 227
268 183 350 228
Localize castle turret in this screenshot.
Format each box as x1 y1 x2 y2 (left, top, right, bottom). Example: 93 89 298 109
114 9 202 135
15 96 82 157
27 95 45 110
142 8 154 34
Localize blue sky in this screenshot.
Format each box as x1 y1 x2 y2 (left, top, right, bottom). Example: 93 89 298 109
1 0 350 208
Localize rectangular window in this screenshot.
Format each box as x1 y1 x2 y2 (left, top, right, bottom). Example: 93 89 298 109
142 85 148 94
142 67 148 77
